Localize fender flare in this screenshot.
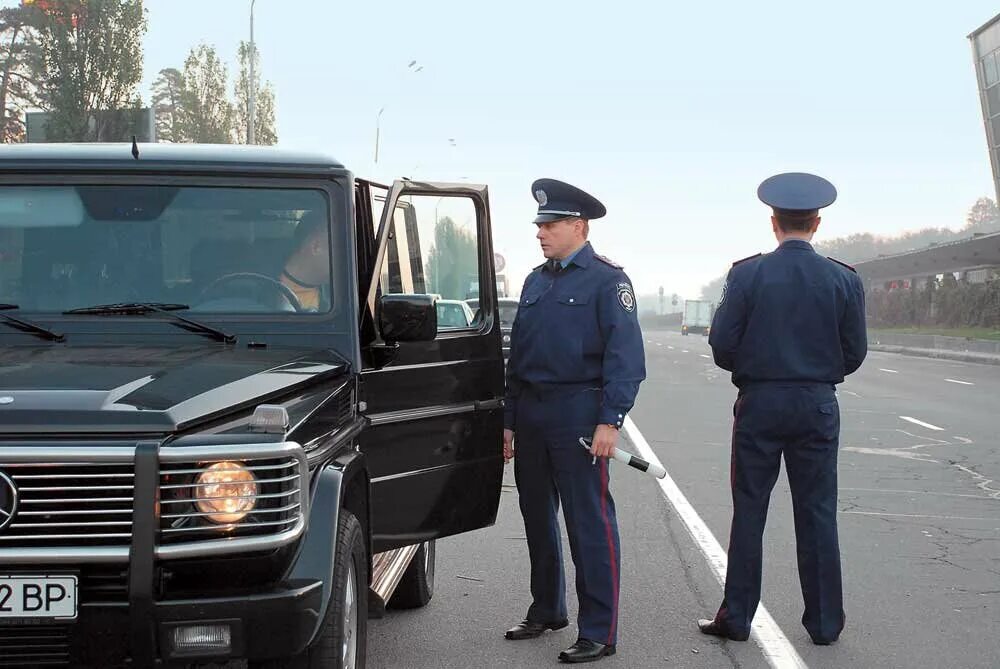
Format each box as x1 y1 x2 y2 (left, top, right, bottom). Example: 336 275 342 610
286 447 370 650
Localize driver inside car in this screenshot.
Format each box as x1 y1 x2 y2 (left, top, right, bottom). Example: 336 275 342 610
279 211 331 312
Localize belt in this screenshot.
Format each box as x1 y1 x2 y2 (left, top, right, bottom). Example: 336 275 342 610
738 380 836 393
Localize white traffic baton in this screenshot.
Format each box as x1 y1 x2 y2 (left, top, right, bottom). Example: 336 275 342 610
578 437 666 479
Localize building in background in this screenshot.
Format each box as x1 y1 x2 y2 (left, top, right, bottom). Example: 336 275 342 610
970 13 1000 203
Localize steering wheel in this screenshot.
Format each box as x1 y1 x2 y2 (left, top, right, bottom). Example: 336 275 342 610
197 272 303 312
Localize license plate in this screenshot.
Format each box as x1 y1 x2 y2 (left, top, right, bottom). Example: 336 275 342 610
0 575 77 621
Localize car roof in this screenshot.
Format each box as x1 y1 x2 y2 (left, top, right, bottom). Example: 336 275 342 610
0 143 345 174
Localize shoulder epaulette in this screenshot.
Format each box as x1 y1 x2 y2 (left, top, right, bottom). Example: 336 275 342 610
732 253 762 267
827 256 857 273
594 253 622 269
532 261 546 271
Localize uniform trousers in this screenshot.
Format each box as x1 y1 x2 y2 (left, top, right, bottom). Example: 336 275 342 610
514 387 621 646
716 383 845 643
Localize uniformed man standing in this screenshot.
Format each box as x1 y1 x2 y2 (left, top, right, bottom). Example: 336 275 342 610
503 178 645 664
698 172 867 646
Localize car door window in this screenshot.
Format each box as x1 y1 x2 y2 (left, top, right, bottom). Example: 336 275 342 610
377 194 482 334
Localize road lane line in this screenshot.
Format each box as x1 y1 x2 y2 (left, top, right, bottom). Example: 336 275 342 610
681 350 690 354
668 346 675 350
899 416 945 431
945 379 974 386
621 418 808 669
700 354 712 359
879 368 898 374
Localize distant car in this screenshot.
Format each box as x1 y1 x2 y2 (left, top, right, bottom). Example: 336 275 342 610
437 299 475 329
467 297 519 360
497 298 519 360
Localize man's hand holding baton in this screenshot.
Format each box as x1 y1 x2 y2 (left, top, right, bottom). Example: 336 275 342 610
579 434 666 479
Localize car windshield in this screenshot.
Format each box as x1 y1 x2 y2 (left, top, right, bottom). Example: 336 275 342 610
498 303 518 326
0 184 342 316
437 302 470 328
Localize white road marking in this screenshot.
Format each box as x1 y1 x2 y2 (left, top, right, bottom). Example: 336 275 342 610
656 343 663 347
952 464 1000 499
945 378 974 386
899 416 945 431
667 346 675 350
879 368 899 374
841 390 862 398
700 354 712 359
681 350 690 354
842 447 939 463
622 418 808 669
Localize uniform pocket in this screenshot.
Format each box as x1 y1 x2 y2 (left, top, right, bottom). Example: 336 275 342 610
556 294 590 307
818 401 838 416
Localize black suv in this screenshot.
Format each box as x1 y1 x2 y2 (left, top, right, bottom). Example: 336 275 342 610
0 144 506 668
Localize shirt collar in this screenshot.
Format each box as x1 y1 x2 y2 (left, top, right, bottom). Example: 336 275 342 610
561 241 593 269
778 239 814 251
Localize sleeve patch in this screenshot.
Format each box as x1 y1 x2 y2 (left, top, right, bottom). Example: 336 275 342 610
617 282 636 312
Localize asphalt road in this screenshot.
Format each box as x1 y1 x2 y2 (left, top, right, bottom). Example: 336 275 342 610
369 329 1000 669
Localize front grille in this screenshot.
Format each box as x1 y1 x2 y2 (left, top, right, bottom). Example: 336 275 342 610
0 462 135 548
0 443 308 561
0 624 70 667
158 455 304 544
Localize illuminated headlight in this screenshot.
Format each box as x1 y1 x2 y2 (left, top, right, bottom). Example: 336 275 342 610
503 334 511 344
194 462 258 524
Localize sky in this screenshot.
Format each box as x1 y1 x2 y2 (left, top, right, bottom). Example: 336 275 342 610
11 0 1000 299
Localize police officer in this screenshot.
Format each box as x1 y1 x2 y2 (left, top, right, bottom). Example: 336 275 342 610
698 172 867 646
503 178 645 664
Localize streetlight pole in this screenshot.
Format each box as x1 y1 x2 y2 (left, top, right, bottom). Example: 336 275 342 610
248 0 257 145
374 107 384 164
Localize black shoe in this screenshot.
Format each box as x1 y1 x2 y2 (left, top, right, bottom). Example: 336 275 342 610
558 638 617 663
504 618 569 640
697 618 750 641
810 635 838 646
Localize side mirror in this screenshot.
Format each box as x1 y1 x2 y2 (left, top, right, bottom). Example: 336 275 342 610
378 294 438 342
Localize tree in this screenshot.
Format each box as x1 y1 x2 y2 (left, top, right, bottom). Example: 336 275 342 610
964 197 1000 234
233 40 277 145
178 44 234 143
0 5 37 142
700 274 726 303
151 67 184 142
425 217 478 300
27 0 147 142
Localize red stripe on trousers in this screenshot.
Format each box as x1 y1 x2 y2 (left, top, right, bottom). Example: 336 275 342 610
600 457 619 645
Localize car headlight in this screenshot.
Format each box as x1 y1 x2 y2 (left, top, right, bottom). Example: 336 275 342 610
194 462 258 524
503 334 511 344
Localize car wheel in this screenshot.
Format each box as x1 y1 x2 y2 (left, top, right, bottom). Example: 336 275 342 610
253 511 367 669
387 540 436 609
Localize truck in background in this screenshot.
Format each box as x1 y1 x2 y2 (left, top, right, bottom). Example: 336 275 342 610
682 299 714 336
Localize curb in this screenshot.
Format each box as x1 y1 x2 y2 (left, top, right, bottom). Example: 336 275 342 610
869 344 1000 366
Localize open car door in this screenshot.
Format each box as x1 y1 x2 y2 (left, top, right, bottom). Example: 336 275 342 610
355 179 505 552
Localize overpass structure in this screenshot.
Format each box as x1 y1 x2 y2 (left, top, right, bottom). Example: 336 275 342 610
853 231 1000 289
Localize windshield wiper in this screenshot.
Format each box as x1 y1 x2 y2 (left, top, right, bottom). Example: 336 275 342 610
63 302 236 344
0 304 66 342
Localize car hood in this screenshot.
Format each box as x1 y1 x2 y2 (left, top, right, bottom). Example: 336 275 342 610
0 345 349 435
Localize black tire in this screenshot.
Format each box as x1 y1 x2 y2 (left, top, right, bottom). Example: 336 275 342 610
387 540 435 610
254 511 367 669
